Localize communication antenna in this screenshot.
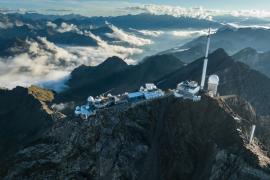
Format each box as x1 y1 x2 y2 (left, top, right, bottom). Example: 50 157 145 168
249 125 256 144
200 27 211 90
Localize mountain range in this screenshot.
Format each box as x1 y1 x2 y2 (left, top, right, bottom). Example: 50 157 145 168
232 47 270 78
164 26 270 64
2 47 270 178
2 11 270 179
6 12 222 30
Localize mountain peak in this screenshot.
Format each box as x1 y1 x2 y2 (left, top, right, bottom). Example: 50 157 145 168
209 48 229 58
98 56 128 68
235 47 258 55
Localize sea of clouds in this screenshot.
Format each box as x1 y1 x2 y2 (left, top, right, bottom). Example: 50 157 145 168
126 4 270 20
3 5 268 92
0 21 151 91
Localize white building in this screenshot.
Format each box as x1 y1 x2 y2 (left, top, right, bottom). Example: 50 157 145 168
140 83 165 100
174 81 201 101
74 105 95 119
208 75 219 97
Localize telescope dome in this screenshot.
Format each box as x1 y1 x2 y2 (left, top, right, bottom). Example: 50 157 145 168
208 75 219 85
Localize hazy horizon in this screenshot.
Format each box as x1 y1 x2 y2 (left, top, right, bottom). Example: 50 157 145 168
1 0 270 18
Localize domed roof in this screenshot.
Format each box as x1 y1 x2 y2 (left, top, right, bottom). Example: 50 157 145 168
208 74 219 84
75 110 81 115
87 96 95 102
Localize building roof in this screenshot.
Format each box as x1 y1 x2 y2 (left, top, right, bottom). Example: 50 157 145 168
127 92 144 98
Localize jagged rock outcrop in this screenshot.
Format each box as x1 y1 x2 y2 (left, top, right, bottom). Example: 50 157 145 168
3 95 270 179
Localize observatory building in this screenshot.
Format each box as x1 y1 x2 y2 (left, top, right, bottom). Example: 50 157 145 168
74 83 165 119
128 83 164 102
207 74 219 97
139 83 165 100
174 81 201 101
74 105 95 119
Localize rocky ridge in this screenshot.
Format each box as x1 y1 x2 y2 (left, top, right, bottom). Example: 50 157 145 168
3 95 270 179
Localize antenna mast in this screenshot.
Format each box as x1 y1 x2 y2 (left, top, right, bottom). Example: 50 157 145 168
200 27 211 90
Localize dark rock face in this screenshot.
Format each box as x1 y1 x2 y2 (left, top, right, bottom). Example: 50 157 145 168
68 56 129 89
4 96 270 179
0 87 53 175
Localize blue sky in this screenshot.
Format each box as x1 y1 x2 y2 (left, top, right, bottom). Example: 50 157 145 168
0 0 270 16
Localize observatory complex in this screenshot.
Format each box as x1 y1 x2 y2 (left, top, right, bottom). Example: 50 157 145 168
74 27 221 119
74 83 165 119
173 27 220 100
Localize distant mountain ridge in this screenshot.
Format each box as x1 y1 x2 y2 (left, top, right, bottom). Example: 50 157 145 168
232 47 270 78
165 26 270 64
5 13 222 30
57 54 184 102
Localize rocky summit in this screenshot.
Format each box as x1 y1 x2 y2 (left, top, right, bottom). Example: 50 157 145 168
3 95 270 179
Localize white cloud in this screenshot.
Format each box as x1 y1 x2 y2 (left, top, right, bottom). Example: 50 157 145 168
0 34 142 91
170 29 216 38
230 10 270 18
74 31 142 65
51 102 70 111
47 21 57 29
57 22 80 33
47 21 81 33
105 22 153 46
0 21 13 29
126 4 212 20
226 23 270 29
125 4 270 20
0 17 25 29
130 28 164 37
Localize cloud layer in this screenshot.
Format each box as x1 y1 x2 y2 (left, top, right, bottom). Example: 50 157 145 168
47 21 81 33
126 4 212 20
170 29 217 37
125 4 270 20
105 22 153 46
0 32 143 91
130 28 164 37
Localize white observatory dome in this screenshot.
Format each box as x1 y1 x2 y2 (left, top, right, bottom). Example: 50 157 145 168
76 106 80 111
208 75 219 85
87 96 95 102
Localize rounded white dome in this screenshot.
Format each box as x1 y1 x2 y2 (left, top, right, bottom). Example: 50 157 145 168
87 96 95 102
208 74 219 85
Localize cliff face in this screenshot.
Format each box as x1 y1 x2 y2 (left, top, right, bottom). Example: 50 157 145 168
4 95 270 179
0 87 54 175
